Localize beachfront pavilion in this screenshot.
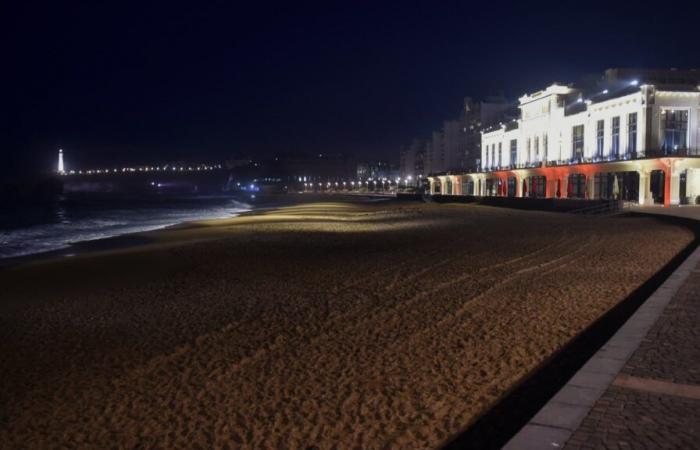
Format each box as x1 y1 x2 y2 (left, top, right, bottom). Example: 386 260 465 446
428 73 700 207
428 157 700 207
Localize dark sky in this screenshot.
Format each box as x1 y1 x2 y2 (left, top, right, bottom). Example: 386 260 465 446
4 0 700 174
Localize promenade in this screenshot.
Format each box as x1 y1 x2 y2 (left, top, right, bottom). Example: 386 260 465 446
505 206 700 449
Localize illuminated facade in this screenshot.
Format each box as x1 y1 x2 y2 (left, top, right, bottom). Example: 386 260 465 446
428 72 700 207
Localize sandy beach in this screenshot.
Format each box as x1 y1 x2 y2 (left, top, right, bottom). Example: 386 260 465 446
0 199 694 449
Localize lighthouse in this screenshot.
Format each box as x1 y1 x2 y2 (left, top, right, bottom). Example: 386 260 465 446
57 148 65 173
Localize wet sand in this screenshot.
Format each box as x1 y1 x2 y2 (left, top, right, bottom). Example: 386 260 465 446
0 200 694 449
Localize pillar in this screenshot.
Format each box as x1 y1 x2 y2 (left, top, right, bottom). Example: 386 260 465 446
664 167 671 207
638 171 649 205
670 169 680 206
560 177 567 198
586 174 595 200
515 176 522 197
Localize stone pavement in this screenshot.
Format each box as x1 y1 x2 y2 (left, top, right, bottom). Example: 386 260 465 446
564 258 700 450
504 223 700 449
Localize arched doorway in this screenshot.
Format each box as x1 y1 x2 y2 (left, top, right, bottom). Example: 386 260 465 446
507 177 516 197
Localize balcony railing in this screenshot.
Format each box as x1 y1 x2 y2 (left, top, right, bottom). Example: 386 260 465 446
474 148 700 175
645 147 700 157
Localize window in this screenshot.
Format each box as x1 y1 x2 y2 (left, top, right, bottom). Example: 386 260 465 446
611 116 620 157
596 120 604 157
534 136 540 161
510 139 517 167
572 125 584 160
627 113 637 155
485 147 489 169
498 143 502 167
491 144 495 168
662 110 688 152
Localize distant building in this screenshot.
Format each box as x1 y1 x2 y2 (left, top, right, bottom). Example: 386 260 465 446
220 152 356 192
356 160 395 180
399 139 426 181
260 152 355 184
603 68 700 87
420 96 511 176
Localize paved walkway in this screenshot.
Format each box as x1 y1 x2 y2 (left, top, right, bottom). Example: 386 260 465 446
505 207 700 449
565 256 700 449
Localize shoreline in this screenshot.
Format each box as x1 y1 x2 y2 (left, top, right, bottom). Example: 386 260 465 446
0 193 394 269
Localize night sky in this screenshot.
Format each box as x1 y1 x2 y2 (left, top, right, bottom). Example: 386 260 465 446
4 0 700 175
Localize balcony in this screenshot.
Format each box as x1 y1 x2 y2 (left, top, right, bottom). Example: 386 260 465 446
644 147 700 158
473 148 700 175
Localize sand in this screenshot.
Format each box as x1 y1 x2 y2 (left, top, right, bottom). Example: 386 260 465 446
0 200 694 449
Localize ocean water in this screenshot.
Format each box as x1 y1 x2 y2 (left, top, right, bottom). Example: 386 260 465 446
0 193 251 259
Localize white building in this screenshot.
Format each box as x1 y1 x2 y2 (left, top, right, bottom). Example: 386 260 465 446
57 148 65 173
429 69 700 206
